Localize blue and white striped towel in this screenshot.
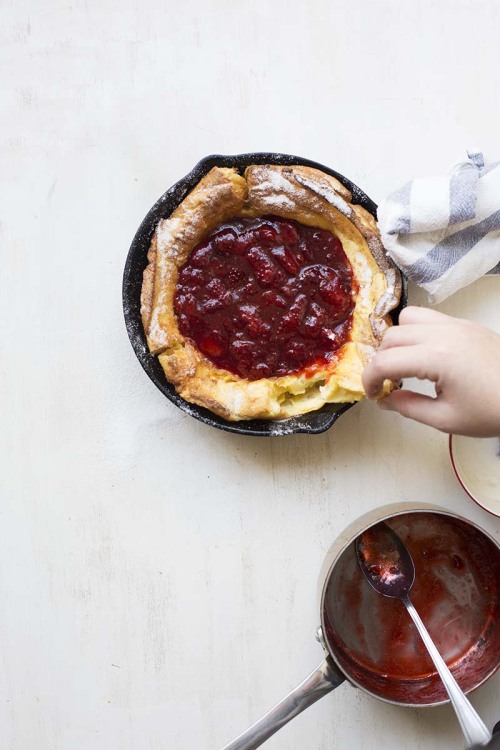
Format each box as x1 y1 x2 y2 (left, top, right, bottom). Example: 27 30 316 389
377 151 500 304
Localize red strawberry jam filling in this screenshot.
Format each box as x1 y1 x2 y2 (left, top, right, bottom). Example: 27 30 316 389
174 215 355 380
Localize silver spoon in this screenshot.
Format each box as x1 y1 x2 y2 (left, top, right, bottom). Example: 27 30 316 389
356 522 492 749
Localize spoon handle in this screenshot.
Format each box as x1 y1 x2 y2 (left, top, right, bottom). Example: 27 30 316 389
403 595 491 748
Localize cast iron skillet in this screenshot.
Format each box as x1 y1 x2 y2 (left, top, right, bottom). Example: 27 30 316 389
122 152 407 436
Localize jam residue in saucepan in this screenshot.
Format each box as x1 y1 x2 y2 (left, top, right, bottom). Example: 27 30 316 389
323 513 499 703
174 216 354 380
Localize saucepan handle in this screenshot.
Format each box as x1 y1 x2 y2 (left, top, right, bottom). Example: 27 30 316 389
219 657 345 750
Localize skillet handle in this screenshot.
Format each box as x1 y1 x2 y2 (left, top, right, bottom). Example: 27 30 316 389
219 657 345 750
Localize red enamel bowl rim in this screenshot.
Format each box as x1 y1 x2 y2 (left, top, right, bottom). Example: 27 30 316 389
449 434 500 518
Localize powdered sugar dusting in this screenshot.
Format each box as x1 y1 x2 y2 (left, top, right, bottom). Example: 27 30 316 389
294 173 353 217
157 216 192 260
355 251 373 310
374 269 399 317
149 316 168 347
148 215 201 348
250 168 296 210
268 416 303 436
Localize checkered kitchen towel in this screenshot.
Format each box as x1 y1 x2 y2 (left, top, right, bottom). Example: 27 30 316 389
377 151 500 304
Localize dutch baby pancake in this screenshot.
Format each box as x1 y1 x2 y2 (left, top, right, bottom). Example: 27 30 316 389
140 164 401 421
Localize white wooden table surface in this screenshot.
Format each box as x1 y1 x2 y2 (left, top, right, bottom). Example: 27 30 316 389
2 1 499 748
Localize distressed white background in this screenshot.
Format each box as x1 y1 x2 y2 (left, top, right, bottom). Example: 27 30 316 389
1 1 499 748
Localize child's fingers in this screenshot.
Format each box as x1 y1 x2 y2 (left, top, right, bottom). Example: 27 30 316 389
362 346 439 399
378 390 452 432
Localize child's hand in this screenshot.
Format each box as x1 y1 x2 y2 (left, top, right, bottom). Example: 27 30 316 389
362 306 500 437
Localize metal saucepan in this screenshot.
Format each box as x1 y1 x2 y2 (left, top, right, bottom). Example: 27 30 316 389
220 503 500 750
